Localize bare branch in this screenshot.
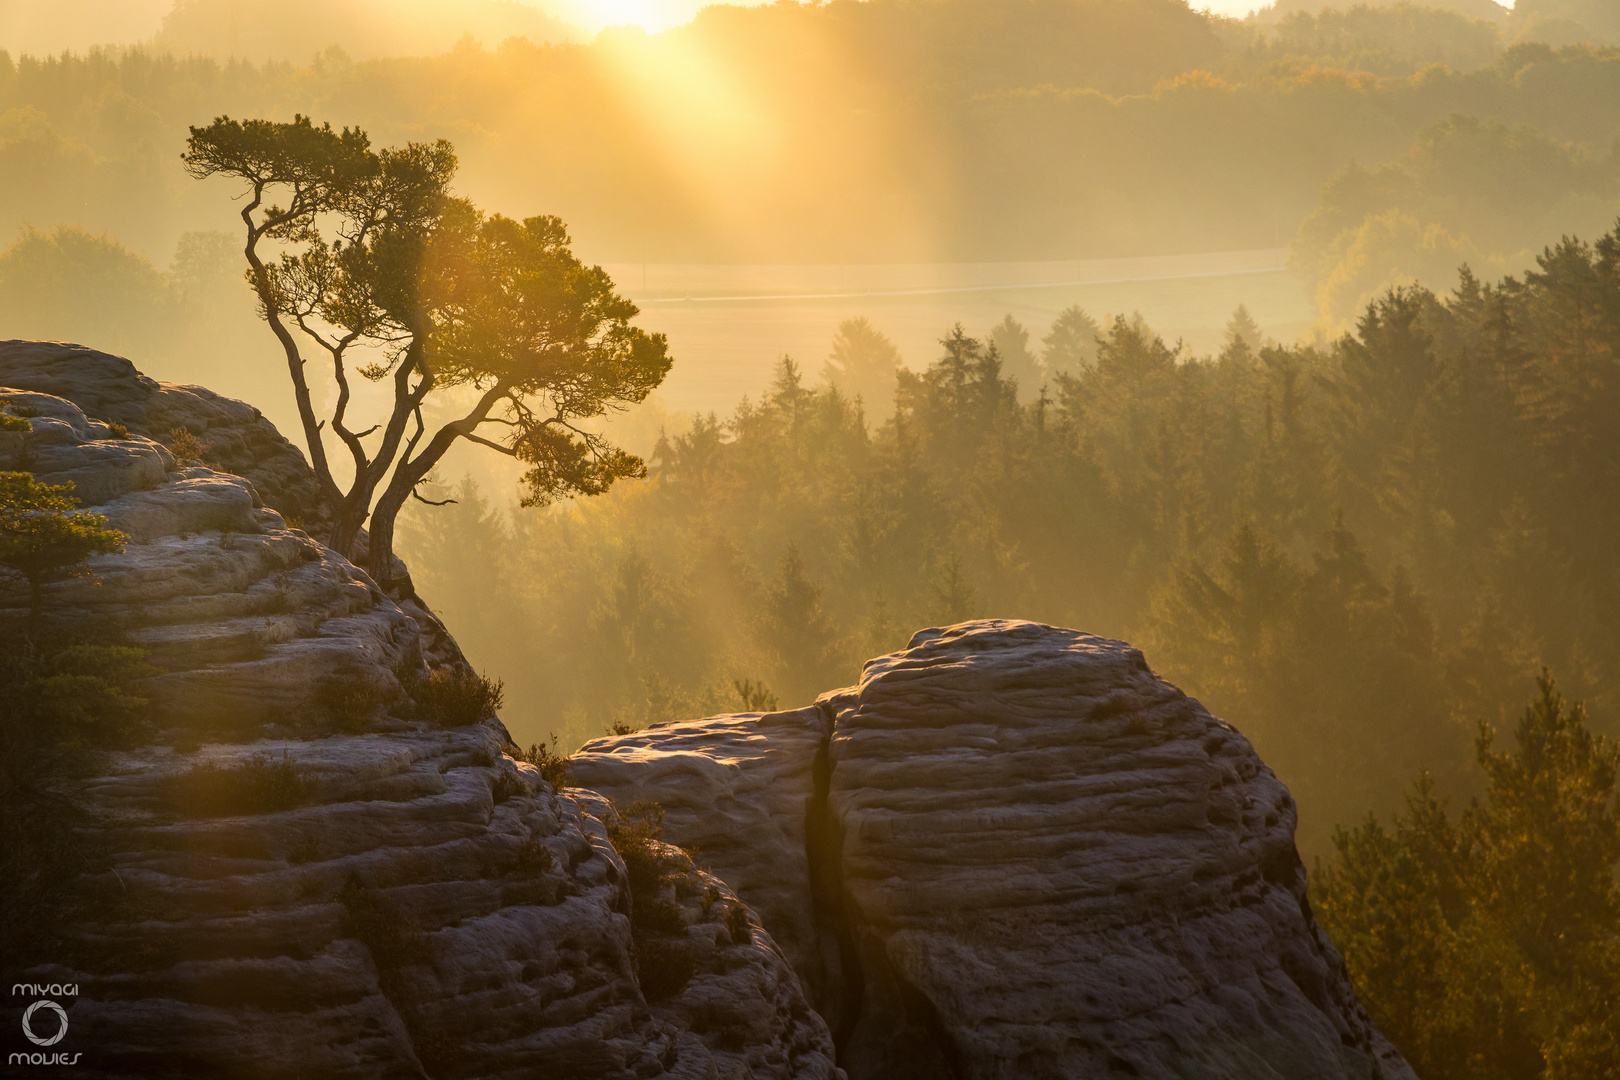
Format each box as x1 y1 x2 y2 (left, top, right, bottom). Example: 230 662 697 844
462 432 518 456
411 489 459 507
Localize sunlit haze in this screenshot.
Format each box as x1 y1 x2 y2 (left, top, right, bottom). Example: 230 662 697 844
2 1 1617 1073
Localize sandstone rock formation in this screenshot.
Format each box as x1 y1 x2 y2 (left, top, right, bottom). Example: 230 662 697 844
1 349 841 1080
0 339 456 664
4 341 1412 1080
572 621 1418 1080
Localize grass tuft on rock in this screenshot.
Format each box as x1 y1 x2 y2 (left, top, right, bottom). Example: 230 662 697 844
166 752 305 817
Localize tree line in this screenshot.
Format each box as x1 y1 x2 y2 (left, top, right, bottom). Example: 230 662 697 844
404 222 1620 857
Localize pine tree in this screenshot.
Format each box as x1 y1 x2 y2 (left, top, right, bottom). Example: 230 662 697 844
988 313 1044 402
0 471 126 643
1041 305 1102 378
1314 671 1620 1080
821 316 903 419
1224 303 1264 358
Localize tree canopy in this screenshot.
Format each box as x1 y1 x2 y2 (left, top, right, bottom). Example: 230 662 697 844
184 115 671 588
1313 671 1620 1078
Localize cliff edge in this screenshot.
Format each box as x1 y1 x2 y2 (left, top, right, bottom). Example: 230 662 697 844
1 342 840 1080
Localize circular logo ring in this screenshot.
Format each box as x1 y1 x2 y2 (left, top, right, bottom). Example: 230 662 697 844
22 1000 68 1047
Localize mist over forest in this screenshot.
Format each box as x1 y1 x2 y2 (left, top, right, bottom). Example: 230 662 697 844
3 2 1620 1072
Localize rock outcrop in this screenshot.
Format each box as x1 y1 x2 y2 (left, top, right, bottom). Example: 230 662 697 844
1 350 841 1080
0 339 457 664
572 621 1418 1080
4 342 1413 1080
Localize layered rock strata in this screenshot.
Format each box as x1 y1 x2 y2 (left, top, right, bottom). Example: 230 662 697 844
572 621 1418 1080
1 373 840 1079
0 339 454 664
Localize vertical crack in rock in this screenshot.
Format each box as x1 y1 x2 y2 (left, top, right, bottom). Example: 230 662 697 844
805 698 864 1056
574 621 1419 1080
1 345 841 1080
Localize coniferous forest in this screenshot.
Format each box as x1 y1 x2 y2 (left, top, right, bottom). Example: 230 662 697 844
400 230 1620 1071
406 229 1620 849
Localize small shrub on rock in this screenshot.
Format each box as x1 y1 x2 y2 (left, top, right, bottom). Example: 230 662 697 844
162 427 213 467
519 734 571 788
318 675 382 732
492 770 527 803
166 752 305 817
414 668 503 728
637 896 688 934
636 938 696 1000
337 876 426 967
725 902 751 945
103 421 131 440
609 800 672 895
516 836 553 873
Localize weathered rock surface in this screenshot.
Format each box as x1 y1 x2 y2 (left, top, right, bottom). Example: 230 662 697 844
573 621 1418 1080
1 340 326 529
2 362 841 1080
0 339 458 665
6 344 1412 1079
567 709 842 1018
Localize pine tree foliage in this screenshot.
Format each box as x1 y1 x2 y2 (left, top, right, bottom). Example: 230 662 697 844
1313 672 1620 1080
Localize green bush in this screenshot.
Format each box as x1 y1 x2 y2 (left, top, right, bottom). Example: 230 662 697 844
518 734 571 789
413 667 504 728
165 752 305 817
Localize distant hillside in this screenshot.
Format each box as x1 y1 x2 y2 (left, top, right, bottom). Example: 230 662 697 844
151 0 581 60
1255 0 1510 23
1253 0 1620 44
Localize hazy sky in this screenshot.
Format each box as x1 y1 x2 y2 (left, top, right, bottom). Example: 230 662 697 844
0 0 1336 47
0 0 1524 52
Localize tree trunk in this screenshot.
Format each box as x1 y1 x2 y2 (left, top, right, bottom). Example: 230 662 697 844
367 482 410 594
367 381 509 593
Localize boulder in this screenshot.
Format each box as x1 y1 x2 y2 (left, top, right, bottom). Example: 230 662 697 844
573 620 1418 1080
